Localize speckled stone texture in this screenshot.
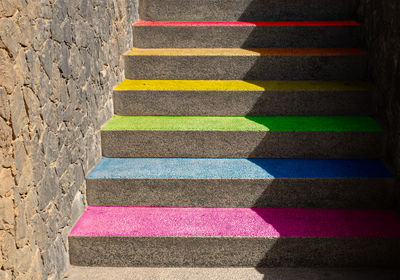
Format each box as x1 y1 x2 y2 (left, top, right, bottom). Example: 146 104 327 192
69 235 400 267
113 79 372 115
359 0 400 210
101 130 382 158
87 178 395 208
138 0 359 21
132 23 361 48
0 1 137 279
113 89 372 116
123 51 367 80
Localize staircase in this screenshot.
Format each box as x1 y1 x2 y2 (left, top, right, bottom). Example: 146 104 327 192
68 0 400 275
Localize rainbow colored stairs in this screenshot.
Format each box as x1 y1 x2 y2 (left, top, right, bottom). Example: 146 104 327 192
69 0 400 271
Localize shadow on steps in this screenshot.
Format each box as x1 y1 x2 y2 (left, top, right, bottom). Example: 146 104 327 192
230 0 393 277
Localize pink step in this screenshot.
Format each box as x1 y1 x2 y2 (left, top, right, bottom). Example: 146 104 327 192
134 20 360 27
70 206 400 238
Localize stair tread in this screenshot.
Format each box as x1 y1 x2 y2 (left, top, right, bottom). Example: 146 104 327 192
101 115 381 132
114 80 371 91
64 267 400 280
124 47 366 56
70 206 400 237
134 20 360 27
88 158 392 179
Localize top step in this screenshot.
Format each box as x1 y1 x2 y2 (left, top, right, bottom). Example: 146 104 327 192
139 0 359 21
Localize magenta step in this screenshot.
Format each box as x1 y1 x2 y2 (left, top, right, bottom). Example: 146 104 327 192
71 206 400 237
69 206 400 267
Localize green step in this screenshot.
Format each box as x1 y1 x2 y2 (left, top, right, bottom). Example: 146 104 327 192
102 116 381 132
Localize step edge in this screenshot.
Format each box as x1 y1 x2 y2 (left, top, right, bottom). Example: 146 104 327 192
123 47 367 56
133 20 360 27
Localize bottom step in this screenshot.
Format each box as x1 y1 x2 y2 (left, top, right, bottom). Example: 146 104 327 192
64 267 400 280
69 206 400 267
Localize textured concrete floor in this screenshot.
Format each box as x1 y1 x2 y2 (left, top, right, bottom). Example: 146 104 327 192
64 267 400 280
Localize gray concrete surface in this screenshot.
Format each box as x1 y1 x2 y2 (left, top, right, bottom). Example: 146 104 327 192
86 178 395 209
139 0 358 21
133 25 361 48
123 53 367 80
113 89 371 116
64 267 400 280
101 130 382 158
69 236 400 267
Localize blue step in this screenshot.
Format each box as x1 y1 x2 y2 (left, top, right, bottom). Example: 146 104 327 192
88 157 392 179
85 158 394 208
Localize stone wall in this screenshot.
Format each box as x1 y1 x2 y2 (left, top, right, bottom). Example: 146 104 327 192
358 1 400 206
0 1 137 279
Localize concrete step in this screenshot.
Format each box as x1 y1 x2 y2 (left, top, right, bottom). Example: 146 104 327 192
86 157 394 208
123 48 366 80
138 0 359 21
69 206 400 267
100 116 382 158
113 80 372 116
133 21 361 48
64 267 400 280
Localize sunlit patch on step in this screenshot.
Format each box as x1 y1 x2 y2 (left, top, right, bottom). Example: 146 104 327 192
87 158 393 179
70 206 400 237
101 115 381 132
114 80 372 92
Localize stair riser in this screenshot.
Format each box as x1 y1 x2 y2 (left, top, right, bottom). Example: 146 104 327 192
139 0 358 21
124 55 366 80
86 178 395 208
101 131 382 158
69 236 400 267
133 26 361 48
113 90 371 116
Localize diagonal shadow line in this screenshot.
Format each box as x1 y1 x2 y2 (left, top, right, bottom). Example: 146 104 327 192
233 0 362 276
